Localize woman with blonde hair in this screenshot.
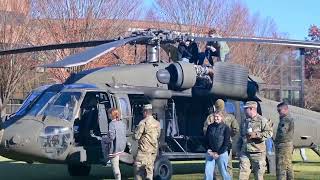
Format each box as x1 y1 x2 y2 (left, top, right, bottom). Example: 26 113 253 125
204 110 231 180
107 108 127 180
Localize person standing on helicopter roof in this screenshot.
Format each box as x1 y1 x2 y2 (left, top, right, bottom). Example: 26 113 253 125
203 29 230 65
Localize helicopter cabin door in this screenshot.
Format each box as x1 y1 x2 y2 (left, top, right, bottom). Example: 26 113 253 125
97 98 110 164
112 93 135 164
97 93 133 164
74 91 113 163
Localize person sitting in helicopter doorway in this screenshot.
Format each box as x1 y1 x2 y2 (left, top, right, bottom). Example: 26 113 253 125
203 29 230 65
107 108 127 180
177 39 193 63
204 110 232 180
187 38 201 65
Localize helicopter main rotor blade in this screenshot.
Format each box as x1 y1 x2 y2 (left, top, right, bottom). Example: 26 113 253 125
194 36 320 49
42 35 152 68
0 40 115 55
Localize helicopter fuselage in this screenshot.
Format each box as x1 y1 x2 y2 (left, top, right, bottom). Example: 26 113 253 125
0 62 320 174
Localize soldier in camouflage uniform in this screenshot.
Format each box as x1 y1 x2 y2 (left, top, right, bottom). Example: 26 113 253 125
275 102 294 180
203 99 239 179
238 101 273 180
134 104 161 180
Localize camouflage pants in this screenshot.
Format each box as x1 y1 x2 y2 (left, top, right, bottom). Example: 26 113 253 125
239 152 267 180
215 149 233 180
134 151 157 180
275 144 294 180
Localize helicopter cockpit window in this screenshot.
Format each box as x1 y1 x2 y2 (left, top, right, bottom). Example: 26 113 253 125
41 92 81 121
27 92 56 116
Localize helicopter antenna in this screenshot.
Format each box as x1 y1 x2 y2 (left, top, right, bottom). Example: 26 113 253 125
157 39 161 63
134 43 137 64
111 52 125 64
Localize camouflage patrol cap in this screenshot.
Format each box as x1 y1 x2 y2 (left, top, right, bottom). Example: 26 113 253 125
215 99 225 111
243 101 257 108
143 104 153 110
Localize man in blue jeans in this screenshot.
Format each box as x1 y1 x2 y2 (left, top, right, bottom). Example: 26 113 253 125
205 110 231 180
205 151 230 180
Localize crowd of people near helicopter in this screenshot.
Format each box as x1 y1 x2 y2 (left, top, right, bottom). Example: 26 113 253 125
99 97 295 180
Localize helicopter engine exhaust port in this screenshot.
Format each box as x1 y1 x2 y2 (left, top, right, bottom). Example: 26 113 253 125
157 62 257 100
157 62 197 90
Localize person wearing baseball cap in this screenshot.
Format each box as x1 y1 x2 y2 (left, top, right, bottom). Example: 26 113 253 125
238 101 273 180
134 104 161 180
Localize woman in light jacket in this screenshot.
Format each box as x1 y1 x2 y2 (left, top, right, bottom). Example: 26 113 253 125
205 110 231 180
107 108 127 180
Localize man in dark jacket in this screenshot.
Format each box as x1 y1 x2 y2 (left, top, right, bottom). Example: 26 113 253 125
204 99 239 179
177 40 192 62
205 110 231 180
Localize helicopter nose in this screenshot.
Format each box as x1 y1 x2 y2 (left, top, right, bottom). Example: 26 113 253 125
0 118 44 159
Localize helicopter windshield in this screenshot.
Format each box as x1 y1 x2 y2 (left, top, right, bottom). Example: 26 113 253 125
41 92 81 121
26 91 56 116
15 85 53 116
15 91 41 116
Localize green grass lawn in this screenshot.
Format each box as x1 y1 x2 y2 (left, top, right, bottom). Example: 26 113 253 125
0 149 319 180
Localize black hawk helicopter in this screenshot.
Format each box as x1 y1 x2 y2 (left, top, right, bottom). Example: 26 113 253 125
1 29 320 179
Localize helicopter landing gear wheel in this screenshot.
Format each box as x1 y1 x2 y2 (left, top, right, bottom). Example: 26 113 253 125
67 163 91 176
153 156 172 180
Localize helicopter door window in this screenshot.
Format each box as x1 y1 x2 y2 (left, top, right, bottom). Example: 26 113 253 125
119 98 130 119
118 97 132 131
131 104 144 129
225 101 236 116
239 101 247 121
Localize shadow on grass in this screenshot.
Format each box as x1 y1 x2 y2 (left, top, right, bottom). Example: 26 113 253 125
293 161 320 165
172 162 204 174
0 161 229 180
0 160 320 180
0 161 205 180
0 161 132 180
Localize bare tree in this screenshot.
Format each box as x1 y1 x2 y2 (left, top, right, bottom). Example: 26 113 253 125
154 0 225 33
0 1 36 118
30 0 143 82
